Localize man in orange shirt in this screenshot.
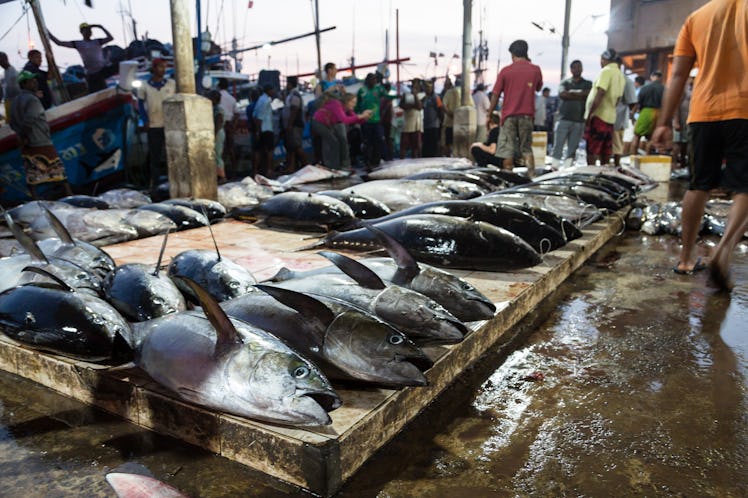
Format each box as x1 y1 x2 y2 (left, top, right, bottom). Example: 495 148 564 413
651 0 748 291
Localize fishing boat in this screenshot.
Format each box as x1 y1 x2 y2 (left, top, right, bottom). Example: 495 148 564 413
0 0 137 205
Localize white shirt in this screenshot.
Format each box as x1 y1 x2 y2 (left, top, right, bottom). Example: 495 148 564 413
219 89 237 120
472 90 490 125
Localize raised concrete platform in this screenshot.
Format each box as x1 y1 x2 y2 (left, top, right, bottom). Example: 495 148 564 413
0 216 623 496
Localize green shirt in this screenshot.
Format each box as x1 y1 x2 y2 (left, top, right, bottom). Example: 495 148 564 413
356 84 386 123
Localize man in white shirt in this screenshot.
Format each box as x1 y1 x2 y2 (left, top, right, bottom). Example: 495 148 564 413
472 83 490 143
49 23 116 93
217 78 238 175
137 58 176 190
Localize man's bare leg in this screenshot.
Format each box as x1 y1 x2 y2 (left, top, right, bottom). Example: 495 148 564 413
675 189 710 273
709 192 748 291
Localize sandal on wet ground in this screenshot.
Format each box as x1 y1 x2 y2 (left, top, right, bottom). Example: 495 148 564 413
672 257 707 275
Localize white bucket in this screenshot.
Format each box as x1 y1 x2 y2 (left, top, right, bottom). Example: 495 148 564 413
532 131 547 167
633 155 672 182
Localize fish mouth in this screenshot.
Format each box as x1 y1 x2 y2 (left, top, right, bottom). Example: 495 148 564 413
302 390 342 412
395 353 433 372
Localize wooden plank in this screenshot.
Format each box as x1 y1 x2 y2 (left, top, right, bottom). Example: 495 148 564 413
0 215 622 496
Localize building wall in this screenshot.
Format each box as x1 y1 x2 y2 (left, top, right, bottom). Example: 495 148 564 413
608 0 708 77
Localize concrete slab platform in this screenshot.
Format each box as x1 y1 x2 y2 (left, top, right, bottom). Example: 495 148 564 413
0 216 623 496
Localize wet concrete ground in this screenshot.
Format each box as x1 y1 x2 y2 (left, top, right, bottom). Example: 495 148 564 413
0 224 746 497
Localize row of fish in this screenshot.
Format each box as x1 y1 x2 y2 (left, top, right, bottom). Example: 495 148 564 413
626 198 744 238
0 208 496 427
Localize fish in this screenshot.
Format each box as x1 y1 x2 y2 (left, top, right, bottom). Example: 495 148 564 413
366 157 473 179
59 194 110 209
217 177 274 211
1 212 103 295
102 232 187 321
167 249 257 303
220 285 431 387
133 278 340 426
270 254 467 345
340 200 566 253
403 169 497 191
98 188 152 208
311 214 543 272
136 203 209 230
0 269 132 362
270 226 496 322
35 206 116 278
106 472 190 498
511 183 622 211
162 198 227 221
118 209 178 238
316 190 392 219
478 192 602 228
340 179 487 211
230 191 356 231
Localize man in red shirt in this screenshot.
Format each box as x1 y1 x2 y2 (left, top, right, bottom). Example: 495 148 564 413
488 39 543 176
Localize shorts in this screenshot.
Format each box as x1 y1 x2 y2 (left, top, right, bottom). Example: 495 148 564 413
634 107 658 138
496 115 533 159
584 116 614 158
285 127 303 150
255 131 274 152
612 129 624 155
688 119 748 193
445 127 454 146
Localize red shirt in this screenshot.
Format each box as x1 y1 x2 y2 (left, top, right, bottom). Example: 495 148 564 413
312 98 365 127
492 59 543 124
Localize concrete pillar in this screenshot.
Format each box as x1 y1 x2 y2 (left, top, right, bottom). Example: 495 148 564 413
164 94 217 199
169 0 196 94
453 106 477 159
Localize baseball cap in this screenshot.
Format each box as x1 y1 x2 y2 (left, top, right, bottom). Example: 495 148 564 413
151 58 166 68
79 22 91 30
17 70 36 84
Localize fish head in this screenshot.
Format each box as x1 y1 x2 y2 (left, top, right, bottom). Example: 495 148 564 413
208 259 257 300
372 286 466 344
411 269 496 321
324 309 431 386
143 274 188 319
225 342 340 426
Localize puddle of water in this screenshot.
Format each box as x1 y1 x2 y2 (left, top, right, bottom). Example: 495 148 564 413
0 232 746 497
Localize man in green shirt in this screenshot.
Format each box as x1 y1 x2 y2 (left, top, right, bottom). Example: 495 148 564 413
356 73 388 168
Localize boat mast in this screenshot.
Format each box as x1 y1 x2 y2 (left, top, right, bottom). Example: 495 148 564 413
314 0 321 78
27 0 70 103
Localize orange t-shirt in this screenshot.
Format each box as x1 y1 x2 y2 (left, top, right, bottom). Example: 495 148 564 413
674 0 748 123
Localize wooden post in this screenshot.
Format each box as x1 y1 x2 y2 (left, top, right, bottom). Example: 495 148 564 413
28 0 70 103
169 0 196 94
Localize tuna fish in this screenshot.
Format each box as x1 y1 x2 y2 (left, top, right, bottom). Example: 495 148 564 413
312 214 543 272
0 271 132 362
136 203 209 230
316 190 392 219
102 232 186 321
133 278 340 426
269 256 467 345
162 198 227 221
230 191 356 231
340 179 486 211
220 285 431 386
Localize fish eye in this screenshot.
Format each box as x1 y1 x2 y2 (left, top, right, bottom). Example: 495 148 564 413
388 334 404 345
293 366 310 378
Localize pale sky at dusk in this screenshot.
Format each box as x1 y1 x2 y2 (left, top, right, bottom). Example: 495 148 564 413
1 0 612 90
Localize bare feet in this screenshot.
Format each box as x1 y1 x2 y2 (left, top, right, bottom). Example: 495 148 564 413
708 257 734 292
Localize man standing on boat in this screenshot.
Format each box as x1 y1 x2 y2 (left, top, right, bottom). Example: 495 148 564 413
48 22 116 93
23 50 52 109
137 58 176 191
9 71 72 200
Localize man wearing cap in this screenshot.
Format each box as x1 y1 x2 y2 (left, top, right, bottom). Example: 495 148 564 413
137 58 176 190
48 22 116 93
487 39 544 176
651 0 748 291
9 71 72 199
584 49 625 166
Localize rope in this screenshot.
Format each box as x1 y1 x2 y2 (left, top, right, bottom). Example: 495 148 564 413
0 4 29 44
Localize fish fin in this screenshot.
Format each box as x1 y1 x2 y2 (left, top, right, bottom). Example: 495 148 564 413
4 213 49 263
263 267 295 282
41 205 75 245
363 224 421 285
254 284 334 340
153 229 170 277
317 251 386 289
176 277 242 358
21 266 75 292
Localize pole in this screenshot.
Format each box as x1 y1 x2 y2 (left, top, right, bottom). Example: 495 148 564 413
195 0 203 93
561 0 571 81
314 0 322 78
396 9 400 95
461 0 472 105
170 0 196 94
28 0 69 103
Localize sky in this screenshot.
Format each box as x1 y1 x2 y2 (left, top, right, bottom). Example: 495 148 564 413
0 0 611 92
